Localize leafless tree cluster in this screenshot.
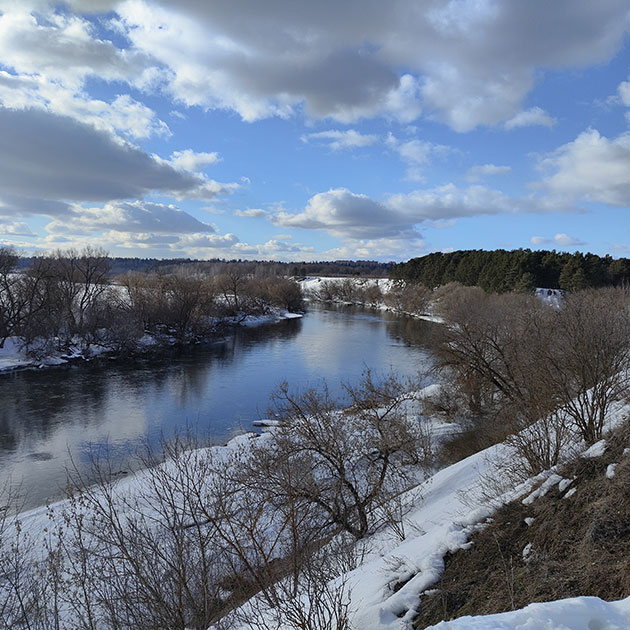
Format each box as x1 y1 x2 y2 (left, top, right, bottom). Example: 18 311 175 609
433 284 630 477
0 246 110 351
0 247 303 355
0 372 429 629
307 278 432 316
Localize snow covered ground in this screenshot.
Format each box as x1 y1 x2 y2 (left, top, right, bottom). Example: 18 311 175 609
0 308 302 373
425 596 630 630
10 387 628 629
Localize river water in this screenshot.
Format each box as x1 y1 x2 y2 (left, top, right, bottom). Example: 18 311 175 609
0 305 436 509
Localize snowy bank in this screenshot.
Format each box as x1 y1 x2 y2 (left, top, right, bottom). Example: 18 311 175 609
0 309 302 374
425 595 630 629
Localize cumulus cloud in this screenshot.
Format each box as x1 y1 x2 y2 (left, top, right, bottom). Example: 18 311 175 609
273 188 419 239
466 164 512 182
0 72 170 139
45 201 215 236
618 81 630 106
531 233 585 246
538 128 630 206
505 106 557 129
301 129 379 151
0 108 236 212
168 149 221 171
0 220 34 236
98 0 629 129
386 133 454 181
0 1 626 131
176 233 240 248
0 6 155 91
271 184 560 241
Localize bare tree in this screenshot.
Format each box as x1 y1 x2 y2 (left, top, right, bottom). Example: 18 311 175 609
543 288 630 444
257 371 429 540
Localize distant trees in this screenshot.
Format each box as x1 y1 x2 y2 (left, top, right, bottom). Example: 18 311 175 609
391 249 630 292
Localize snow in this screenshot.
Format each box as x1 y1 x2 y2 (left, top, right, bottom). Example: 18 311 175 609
605 463 617 479
524 517 535 526
0 310 302 373
558 478 574 492
521 473 563 505
0 336 37 371
535 287 564 308
563 487 578 499
424 595 630 630
582 439 607 458
8 370 630 630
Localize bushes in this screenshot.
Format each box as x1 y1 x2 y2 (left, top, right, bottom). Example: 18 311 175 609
0 249 304 355
0 372 426 629
434 285 630 478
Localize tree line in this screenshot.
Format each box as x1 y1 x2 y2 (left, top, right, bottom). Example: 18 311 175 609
390 249 630 292
0 246 303 356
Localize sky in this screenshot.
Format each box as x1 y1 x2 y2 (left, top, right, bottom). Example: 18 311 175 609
0 0 629 262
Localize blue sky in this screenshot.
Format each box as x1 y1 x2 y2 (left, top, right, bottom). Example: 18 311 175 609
0 0 629 262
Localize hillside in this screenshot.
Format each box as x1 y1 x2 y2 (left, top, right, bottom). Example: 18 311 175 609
415 421 630 628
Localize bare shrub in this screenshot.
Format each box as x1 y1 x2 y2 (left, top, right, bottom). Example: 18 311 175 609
543 288 630 444
256 371 430 540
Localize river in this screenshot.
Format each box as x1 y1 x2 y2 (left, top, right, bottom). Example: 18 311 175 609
0 304 437 509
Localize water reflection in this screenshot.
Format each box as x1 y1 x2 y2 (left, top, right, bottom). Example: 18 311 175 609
0 306 435 509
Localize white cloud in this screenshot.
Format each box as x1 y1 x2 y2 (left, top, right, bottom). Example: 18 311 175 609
273 188 413 239
0 1 626 132
46 201 215 236
505 106 557 129
234 208 268 218
301 129 378 151
531 233 585 246
168 149 221 171
618 81 630 106
0 71 170 139
466 164 512 182
386 133 454 181
538 128 630 206
176 233 240 248
103 0 630 129
272 183 560 241
0 220 34 236
0 8 149 88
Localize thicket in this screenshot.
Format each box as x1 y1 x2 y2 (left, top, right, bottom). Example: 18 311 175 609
431 284 630 480
0 246 303 356
390 249 630 292
306 278 432 316
0 372 431 629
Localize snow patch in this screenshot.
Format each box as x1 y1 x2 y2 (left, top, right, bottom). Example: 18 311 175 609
582 440 607 458
522 473 563 505
424 595 630 629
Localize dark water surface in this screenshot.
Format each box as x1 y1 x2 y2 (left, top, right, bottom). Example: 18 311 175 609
0 305 436 509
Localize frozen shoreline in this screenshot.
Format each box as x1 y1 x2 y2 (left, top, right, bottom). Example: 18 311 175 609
0 309 303 374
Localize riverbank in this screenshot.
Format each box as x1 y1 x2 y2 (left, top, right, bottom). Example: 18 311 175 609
0 308 303 374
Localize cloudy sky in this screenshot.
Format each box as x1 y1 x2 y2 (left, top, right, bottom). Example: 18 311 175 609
0 0 629 261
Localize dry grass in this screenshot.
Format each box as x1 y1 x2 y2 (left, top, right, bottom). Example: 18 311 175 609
414 420 630 629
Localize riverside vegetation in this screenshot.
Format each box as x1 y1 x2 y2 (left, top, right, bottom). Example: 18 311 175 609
0 246 303 359
2 247 630 628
